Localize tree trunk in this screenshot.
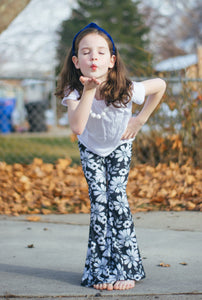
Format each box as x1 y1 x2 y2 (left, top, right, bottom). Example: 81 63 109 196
0 0 31 34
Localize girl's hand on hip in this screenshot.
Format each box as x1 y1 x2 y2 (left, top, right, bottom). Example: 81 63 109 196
121 117 145 140
80 76 100 90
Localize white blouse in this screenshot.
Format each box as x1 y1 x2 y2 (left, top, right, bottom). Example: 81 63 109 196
62 81 145 157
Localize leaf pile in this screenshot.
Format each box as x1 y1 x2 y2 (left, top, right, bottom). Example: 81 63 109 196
0 158 201 216
127 161 202 212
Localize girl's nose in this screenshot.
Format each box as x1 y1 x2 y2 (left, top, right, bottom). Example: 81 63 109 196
91 51 98 60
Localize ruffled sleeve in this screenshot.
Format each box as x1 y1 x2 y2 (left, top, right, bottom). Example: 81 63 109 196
61 89 80 106
131 82 145 105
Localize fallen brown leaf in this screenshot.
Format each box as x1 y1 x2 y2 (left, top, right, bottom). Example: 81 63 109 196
158 262 171 267
179 262 188 266
26 216 41 222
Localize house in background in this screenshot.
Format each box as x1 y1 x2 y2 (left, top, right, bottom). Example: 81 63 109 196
155 45 202 96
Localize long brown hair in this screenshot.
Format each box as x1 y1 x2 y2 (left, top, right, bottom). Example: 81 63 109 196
55 27 132 107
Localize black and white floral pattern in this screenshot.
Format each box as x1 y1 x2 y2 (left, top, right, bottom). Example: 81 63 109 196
78 142 145 287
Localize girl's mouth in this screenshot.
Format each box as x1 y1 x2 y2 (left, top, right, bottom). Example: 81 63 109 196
91 64 97 71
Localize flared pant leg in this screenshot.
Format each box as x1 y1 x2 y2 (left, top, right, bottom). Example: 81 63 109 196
78 142 145 287
105 143 145 282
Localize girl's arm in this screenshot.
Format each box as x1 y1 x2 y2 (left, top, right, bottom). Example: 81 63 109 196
121 78 166 140
67 76 100 135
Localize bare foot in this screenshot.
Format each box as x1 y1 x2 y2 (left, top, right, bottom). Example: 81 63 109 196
113 280 135 290
93 283 113 290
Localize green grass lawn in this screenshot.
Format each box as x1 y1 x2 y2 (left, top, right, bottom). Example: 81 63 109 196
0 135 80 165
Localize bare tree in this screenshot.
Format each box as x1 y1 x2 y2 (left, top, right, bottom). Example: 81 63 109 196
177 0 202 52
140 0 202 60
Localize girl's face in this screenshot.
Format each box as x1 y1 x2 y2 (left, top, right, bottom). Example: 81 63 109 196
72 33 116 83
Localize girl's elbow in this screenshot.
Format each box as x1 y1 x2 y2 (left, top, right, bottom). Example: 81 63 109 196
159 78 166 91
73 130 83 135
69 118 84 135
155 78 166 95
71 125 84 136
144 78 166 96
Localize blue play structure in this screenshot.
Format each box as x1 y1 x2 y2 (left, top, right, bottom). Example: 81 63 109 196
0 98 16 134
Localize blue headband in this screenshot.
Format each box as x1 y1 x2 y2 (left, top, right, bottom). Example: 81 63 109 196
72 22 116 56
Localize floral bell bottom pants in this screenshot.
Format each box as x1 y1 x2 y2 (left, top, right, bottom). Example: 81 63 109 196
78 141 145 287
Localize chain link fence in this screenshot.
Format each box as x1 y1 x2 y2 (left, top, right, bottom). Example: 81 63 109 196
0 76 201 166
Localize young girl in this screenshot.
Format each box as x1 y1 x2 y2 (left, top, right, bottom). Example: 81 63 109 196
56 22 166 291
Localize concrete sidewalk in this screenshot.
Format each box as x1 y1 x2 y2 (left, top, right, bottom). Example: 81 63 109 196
0 211 202 300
